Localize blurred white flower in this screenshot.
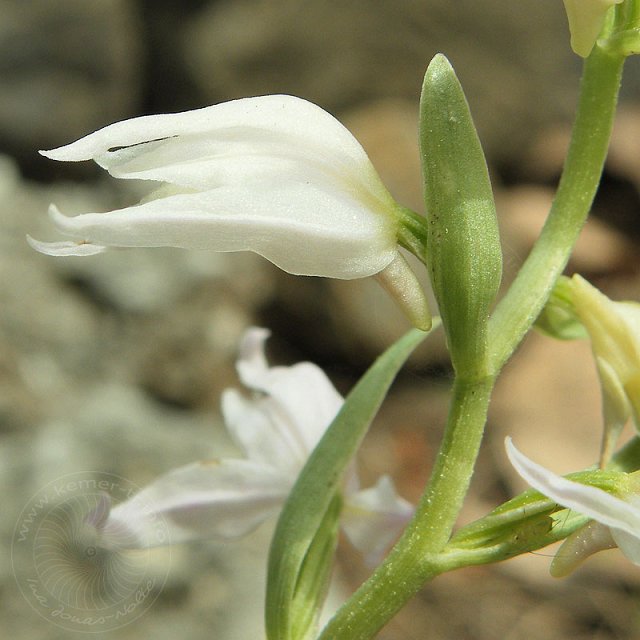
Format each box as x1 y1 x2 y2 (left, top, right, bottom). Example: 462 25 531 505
506 437 640 575
93 328 413 563
562 0 624 57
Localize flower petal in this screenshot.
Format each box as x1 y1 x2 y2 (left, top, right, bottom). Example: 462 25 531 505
96 459 292 549
41 95 370 171
84 492 111 529
221 389 308 476
90 130 376 196
597 356 631 466
42 178 397 279
233 328 344 455
40 95 392 210
506 438 640 542
26 233 107 256
341 475 413 564
611 527 640 565
571 275 640 396
234 327 271 386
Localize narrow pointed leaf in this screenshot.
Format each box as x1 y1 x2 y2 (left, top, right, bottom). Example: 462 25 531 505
265 326 435 640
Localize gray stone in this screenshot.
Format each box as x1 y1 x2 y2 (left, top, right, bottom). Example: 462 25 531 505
183 0 578 164
0 0 143 155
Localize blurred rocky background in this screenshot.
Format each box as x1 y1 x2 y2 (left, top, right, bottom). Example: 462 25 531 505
2 0 640 638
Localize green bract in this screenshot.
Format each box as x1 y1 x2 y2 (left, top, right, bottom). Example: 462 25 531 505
420 55 502 376
265 327 431 640
535 275 588 340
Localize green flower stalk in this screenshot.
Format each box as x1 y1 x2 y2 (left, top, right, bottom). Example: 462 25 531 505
318 33 628 640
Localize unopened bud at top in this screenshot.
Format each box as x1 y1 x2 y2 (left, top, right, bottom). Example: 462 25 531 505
563 0 624 57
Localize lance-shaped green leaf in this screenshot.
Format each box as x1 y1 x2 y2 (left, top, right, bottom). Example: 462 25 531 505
265 326 433 640
287 493 342 640
420 55 502 376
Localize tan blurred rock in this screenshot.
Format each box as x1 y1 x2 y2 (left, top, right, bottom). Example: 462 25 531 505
183 0 579 166
490 331 604 482
522 105 640 191
343 99 423 214
609 105 640 187
497 185 636 280
522 125 570 181
0 0 143 155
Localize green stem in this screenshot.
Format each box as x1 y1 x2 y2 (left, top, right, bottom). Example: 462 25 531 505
396 205 429 264
318 376 494 640
318 44 626 640
488 46 624 372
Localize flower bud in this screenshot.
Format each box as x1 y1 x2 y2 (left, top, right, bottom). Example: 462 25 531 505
563 0 624 57
535 276 588 340
420 55 502 376
570 275 640 463
537 275 640 464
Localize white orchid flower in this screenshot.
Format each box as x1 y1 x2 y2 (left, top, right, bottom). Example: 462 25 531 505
506 437 640 576
91 328 413 564
562 0 624 57
30 94 430 329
